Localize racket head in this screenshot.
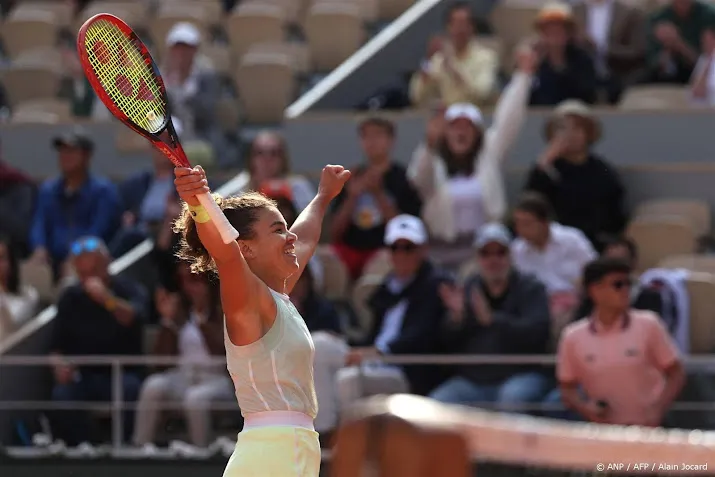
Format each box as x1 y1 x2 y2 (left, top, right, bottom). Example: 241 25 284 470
77 13 190 168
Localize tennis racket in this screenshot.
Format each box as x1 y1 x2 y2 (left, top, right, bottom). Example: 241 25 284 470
76 13 239 244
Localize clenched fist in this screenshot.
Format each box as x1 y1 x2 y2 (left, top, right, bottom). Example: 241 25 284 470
317 165 351 201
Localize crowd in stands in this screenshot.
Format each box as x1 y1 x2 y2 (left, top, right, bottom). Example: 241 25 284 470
1 0 713 451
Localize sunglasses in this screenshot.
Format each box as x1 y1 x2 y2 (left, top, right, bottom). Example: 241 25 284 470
390 242 418 253
70 237 101 256
609 278 632 290
478 248 508 258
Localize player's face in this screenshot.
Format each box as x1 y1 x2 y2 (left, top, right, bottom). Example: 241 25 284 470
245 207 299 278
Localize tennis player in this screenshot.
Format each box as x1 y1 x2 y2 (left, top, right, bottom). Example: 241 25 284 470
173 164 350 476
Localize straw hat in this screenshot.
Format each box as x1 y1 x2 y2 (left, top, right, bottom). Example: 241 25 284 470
544 100 602 144
534 2 576 30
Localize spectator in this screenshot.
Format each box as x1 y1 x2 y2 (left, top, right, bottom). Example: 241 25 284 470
530 2 598 105
524 100 627 249
689 26 715 106
50 237 147 445
408 47 536 270
289 264 342 335
331 117 422 279
0 158 35 256
162 22 234 166
246 131 316 212
59 47 109 120
573 0 647 103
111 119 185 257
28 130 121 277
432 223 551 409
409 1 498 107
511 192 596 334
548 257 685 426
334 215 449 408
153 191 184 295
133 264 232 447
646 0 715 85
0 235 39 337
573 236 663 320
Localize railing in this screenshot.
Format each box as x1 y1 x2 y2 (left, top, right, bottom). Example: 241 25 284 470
2 354 715 450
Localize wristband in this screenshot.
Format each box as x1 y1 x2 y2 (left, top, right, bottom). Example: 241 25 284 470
188 204 211 223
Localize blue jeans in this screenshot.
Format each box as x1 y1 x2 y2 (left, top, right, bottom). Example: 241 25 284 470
428 373 552 413
541 388 583 421
51 371 142 445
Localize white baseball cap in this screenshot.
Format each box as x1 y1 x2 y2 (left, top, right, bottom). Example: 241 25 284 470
444 103 484 127
473 222 512 249
166 22 201 47
384 214 428 246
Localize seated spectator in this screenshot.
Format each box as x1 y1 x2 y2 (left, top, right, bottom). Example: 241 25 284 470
246 131 316 212
573 236 663 320
153 191 184 295
408 47 536 270
28 130 121 277
646 0 715 85
546 258 685 426
59 47 110 120
432 223 551 409
524 100 627 249
50 237 147 445
511 193 596 332
0 157 35 256
111 119 184 257
689 26 715 106
573 0 647 103
409 1 498 107
331 118 422 279
0 235 39 337
162 22 235 166
530 2 597 105
315 216 448 435
133 264 232 447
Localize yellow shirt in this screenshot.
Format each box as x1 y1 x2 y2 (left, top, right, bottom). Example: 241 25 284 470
409 39 498 107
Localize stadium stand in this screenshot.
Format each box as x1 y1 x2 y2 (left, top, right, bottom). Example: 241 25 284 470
3 0 715 476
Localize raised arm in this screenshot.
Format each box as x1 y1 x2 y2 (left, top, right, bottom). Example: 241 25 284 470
286 165 351 294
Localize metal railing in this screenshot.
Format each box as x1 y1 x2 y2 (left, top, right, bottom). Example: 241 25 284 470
2 353 715 449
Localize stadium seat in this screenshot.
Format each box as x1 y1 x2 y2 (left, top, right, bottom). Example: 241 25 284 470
350 273 382 340
378 0 415 20
633 198 711 236
313 245 351 300
11 98 71 124
74 1 151 33
1 8 58 59
7 1 73 28
304 2 365 72
247 41 311 74
489 1 542 62
618 85 690 110
151 4 210 59
253 0 304 25
234 49 295 124
626 216 698 272
317 0 378 23
19 260 55 304
659 254 715 275
685 272 715 354
201 43 233 79
1 52 62 106
226 2 287 59
157 0 224 26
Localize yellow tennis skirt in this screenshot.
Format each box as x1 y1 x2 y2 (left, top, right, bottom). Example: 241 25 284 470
223 426 321 477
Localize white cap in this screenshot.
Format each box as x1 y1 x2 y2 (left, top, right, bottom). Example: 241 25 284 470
444 103 484 127
385 214 428 246
166 22 201 47
474 222 512 249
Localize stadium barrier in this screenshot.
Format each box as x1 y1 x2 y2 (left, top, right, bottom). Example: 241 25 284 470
1 353 714 449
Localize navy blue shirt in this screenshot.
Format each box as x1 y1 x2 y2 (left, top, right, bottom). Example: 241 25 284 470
30 175 121 262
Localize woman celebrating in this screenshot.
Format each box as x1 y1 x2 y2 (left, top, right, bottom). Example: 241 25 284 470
173 164 350 476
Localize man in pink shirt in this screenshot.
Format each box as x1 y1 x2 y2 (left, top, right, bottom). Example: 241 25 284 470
551 257 685 426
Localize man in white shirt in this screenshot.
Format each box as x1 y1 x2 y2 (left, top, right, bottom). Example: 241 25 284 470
511 192 597 335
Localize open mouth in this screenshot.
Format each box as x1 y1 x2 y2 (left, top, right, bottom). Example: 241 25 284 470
284 247 296 256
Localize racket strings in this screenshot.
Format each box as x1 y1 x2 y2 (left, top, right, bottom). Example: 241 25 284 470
83 19 166 132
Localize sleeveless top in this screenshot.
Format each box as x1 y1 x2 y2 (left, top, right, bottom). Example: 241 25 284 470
224 288 318 419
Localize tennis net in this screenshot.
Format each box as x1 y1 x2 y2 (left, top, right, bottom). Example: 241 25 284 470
337 394 715 477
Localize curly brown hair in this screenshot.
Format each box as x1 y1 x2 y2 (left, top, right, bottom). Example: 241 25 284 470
173 191 277 275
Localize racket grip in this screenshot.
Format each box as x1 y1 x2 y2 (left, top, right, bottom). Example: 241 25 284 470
197 192 239 244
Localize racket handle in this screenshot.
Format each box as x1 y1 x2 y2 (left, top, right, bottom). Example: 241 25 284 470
197 192 239 244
